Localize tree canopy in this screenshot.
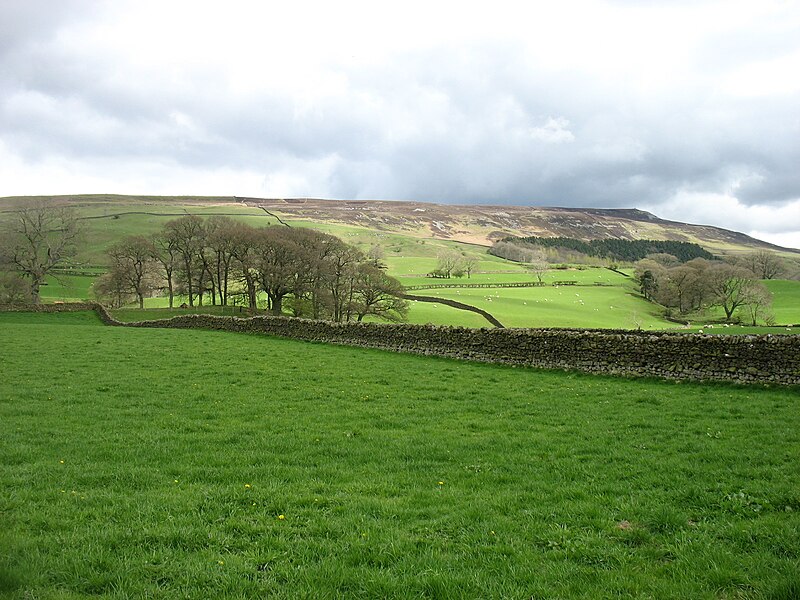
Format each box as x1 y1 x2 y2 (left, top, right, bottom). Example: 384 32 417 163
493 236 714 263
96 216 409 323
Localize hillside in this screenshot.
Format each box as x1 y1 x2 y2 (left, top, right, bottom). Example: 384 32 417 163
243 197 796 255
1 194 795 256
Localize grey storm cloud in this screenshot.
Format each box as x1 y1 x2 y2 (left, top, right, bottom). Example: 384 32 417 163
0 1 798 245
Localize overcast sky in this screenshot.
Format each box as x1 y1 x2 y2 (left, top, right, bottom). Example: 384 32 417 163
1 1 798 248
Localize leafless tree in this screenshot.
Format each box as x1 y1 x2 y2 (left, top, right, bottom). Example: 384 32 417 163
436 250 462 278
706 264 764 322
663 265 699 314
227 222 261 311
164 216 205 307
2 201 81 304
93 269 134 309
740 250 786 280
462 256 478 279
743 285 774 325
351 264 408 322
254 227 304 316
206 216 238 306
150 230 180 308
324 238 363 321
526 249 549 283
108 235 159 308
367 244 386 269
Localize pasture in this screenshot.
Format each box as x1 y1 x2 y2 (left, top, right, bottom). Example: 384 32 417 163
765 280 800 325
4 197 799 331
407 284 670 329
1 311 799 598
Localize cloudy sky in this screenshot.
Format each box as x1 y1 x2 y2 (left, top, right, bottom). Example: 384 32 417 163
1 1 799 248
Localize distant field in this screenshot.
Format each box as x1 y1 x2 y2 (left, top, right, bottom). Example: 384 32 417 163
765 280 800 325
51 270 800 332
37 274 97 302
1 311 798 598
413 284 669 329
4 196 797 330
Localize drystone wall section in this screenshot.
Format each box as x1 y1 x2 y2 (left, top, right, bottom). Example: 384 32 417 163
2 303 799 386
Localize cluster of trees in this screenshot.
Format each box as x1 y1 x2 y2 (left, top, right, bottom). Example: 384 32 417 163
634 255 775 324
429 250 478 279
96 215 409 322
492 236 714 263
0 203 82 304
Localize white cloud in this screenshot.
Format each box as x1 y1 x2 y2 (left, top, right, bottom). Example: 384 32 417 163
528 117 575 144
0 0 799 242
643 191 800 249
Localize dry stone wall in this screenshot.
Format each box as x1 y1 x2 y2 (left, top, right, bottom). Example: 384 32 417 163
3 303 799 386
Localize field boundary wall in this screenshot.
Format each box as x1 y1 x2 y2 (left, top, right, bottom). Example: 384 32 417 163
2 302 798 386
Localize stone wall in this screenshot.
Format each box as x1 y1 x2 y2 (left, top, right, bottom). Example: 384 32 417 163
3 303 799 386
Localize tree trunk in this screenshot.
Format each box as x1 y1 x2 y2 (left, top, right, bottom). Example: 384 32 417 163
271 294 283 316
245 275 257 310
31 279 42 304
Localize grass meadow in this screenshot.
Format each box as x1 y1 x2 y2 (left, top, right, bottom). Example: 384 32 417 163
4 196 798 331
38 271 800 332
765 280 800 325
1 311 799 598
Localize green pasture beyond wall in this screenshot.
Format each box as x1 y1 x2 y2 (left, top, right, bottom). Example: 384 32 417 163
4 304 798 386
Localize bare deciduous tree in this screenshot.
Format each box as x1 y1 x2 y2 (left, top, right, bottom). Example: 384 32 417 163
738 250 785 280
2 202 81 304
108 236 158 309
526 249 549 283
462 256 478 279
164 215 205 307
436 250 462 278
706 264 765 322
743 284 774 325
351 264 408 322
150 230 180 308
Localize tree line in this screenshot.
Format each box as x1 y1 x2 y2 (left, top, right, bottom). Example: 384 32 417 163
0 202 81 304
633 254 777 324
97 215 409 322
492 236 714 263
0 203 408 323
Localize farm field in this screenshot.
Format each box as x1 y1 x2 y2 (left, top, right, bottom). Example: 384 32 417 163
4 196 799 331
1 311 799 598
765 280 800 325
42 272 800 332
411 284 670 329
37 275 97 302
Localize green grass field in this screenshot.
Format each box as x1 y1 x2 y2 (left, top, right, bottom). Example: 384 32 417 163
37 275 97 302
1 311 799 598
36 269 800 332
765 280 800 325
414 285 670 329
5 197 798 331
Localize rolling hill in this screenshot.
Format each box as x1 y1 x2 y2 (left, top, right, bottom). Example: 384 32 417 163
1 194 796 256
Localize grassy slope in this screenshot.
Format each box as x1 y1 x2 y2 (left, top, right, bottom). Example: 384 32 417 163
766 280 800 325
4 197 799 330
37 275 97 302
419 286 666 329
1 312 799 598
